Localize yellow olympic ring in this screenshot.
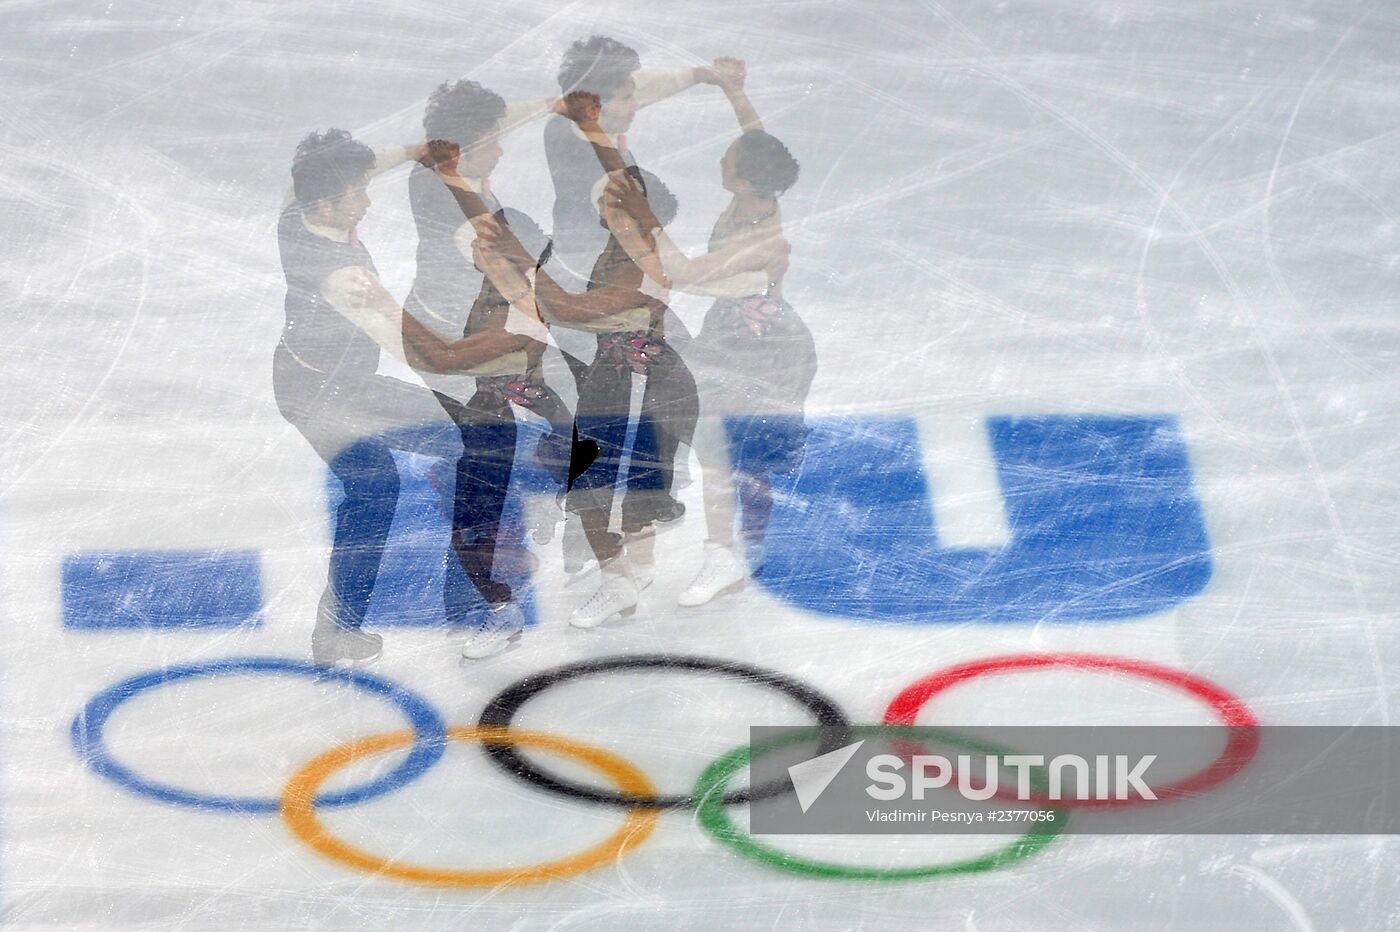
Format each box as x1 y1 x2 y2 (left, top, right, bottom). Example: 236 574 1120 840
280 726 659 888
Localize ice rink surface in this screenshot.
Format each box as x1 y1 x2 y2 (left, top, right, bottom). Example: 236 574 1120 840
2 0 1399 927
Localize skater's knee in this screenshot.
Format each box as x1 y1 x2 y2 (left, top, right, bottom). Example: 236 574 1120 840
333 440 400 499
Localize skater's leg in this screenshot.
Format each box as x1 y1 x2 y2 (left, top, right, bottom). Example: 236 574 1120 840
569 354 631 534
693 415 739 545
325 438 400 629
676 414 748 608
527 384 580 485
650 340 700 465
621 341 696 530
736 470 775 557
449 393 518 608
737 471 774 538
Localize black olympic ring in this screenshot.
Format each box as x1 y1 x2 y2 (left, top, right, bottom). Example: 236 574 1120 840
477 654 852 810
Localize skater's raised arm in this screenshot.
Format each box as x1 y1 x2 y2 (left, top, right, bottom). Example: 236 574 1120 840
633 66 707 109
560 91 630 176
421 140 550 269
496 95 563 139
570 77 781 290
466 62 713 141
550 92 676 289
713 58 763 132
417 144 577 329
422 142 495 221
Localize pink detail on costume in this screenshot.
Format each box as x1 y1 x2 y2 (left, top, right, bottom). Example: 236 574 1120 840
737 295 783 337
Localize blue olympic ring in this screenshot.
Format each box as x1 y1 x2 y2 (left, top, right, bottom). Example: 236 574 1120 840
71 656 447 813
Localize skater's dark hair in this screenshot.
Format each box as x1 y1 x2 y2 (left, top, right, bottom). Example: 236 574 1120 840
597 169 676 230
291 129 376 205
497 207 551 263
557 35 641 97
734 130 799 197
424 80 507 148
637 169 677 226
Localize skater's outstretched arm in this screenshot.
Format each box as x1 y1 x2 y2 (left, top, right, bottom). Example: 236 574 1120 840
601 176 786 288
531 273 663 330
321 265 538 374
402 308 539 374
495 95 564 139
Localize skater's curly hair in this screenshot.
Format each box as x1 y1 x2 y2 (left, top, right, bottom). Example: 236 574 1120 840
557 35 641 97
637 169 677 226
600 169 677 229
291 129 376 205
735 130 799 197
497 207 551 263
424 80 507 147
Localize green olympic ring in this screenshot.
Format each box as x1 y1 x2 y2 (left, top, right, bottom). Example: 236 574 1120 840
693 724 1069 881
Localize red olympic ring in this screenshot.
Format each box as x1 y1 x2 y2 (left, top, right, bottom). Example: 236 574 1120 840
883 652 1260 809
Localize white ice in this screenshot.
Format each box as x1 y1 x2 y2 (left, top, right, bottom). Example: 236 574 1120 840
1 0 1398 928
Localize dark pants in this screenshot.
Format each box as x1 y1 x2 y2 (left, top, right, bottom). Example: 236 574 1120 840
436 388 518 611
324 439 400 630
569 335 698 561
275 349 461 632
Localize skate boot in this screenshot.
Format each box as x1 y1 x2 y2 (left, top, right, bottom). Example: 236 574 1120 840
312 591 382 666
570 557 640 628
461 601 525 660
677 540 747 607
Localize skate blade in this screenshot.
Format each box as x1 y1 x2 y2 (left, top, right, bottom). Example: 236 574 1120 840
460 630 522 661
569 603 637 630
312 647 382 669
678 577 747 609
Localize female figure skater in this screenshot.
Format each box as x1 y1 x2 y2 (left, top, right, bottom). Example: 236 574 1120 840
538 92 785 626
602 60 810 607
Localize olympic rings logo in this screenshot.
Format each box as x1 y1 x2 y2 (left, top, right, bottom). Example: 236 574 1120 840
71 652 1259 889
